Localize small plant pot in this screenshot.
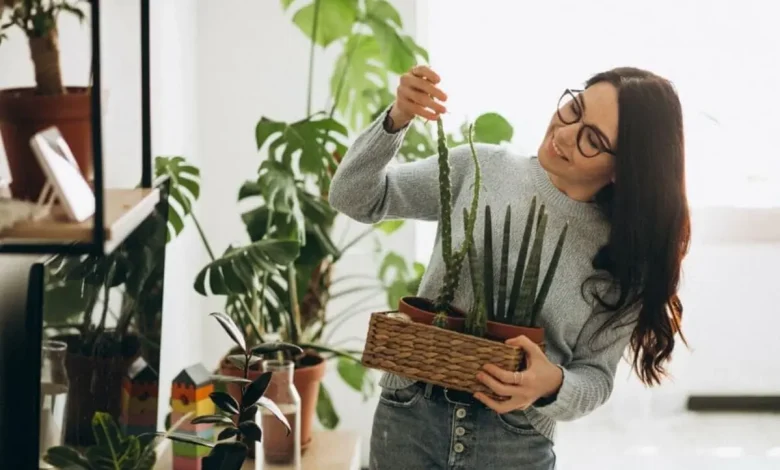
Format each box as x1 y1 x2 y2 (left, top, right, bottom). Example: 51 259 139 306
362 311 544 399
485 320 545 344
0 87 94 201
219 348 326 455
398 296 466 332
52 333 141 447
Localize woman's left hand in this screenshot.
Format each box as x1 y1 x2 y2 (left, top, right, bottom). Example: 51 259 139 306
474 335 564 413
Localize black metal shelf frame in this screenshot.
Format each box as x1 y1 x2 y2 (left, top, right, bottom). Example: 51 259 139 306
0 0 152 256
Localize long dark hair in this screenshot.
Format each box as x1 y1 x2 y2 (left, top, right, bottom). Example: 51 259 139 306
584 67 691 386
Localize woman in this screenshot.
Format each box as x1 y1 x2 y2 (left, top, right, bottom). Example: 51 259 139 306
328 65 690 470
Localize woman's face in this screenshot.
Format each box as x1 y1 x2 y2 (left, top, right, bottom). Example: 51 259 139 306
537 82 619 195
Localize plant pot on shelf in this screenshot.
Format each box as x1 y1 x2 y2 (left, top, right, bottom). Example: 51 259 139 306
219 347 326 455
52 333 141 447
363 296 546 399
0 87 93 201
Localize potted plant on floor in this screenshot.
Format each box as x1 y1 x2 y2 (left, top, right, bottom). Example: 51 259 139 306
0 0 93 201
361 117 569 398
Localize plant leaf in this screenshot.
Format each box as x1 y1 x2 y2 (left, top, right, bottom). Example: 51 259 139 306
158 432 216 448
399 119 437 162
280 0 295 10
336 356 374 399
291 0 358 47
194 239 300 297
241 160 306 245
42 446 92 470
330 34 389 131
90 411 124 464
255 115 348 184
191 415 236 426
210 375 252 384
154 155 201 242
250 341 305 357
242 371 272 407
364 3 425 74
202 442 247 470
256 396 292 434
226 354 262 370
239 404 258 424
315 382 339 429
209 312 247 354
217 427 240 441
375 220 404 234
473 113 514 144
237 421 263 442
210 392 240 415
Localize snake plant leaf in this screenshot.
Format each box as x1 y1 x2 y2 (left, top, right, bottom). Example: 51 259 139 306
331 34 390 131
515 212 548 325
154 156 201 242
255 115 348 184
193 239 300 296
506 196 537 322
290 0 358 47
496 206 512 321
483 205 495 321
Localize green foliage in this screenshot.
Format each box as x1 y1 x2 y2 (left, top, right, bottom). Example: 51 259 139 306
0 0 86 44
154 156 201 242
43 412 158 470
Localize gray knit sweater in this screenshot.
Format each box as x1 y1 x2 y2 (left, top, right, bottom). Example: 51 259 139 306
328 109 637 443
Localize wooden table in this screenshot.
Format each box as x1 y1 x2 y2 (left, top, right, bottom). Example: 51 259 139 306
153 430 361 470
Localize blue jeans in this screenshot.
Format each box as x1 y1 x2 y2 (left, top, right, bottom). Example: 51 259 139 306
369 382 557 469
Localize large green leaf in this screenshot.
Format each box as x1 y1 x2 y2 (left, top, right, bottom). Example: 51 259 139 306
363 0 427 74
240 160 306 244
473 112 514 144
194 239 301 296
255 115 348 184
290 0 358 47
154 155 201 242
43 446 92 470
86 412 142 470
316 382 339 429
330 34 388 131
336 356 374 400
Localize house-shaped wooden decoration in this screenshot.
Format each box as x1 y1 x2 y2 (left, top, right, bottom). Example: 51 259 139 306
170 363 216 470
119 356 159 437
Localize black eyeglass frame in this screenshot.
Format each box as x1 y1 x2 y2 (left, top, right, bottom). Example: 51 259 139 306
556 88 617 158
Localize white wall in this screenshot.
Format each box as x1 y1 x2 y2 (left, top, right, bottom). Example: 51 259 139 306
0 1 206 429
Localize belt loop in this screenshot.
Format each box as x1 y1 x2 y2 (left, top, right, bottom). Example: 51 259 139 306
423 382 433 399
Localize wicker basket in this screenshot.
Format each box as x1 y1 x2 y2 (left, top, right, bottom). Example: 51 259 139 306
361 311 527 399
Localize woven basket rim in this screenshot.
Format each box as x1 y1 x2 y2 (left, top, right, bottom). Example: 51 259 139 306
368 310 546 348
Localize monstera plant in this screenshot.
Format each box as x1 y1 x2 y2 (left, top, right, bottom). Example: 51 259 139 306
191 0 515 439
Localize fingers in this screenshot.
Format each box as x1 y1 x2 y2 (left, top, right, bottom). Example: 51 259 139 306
476 370 517 397
473 392 529 414
395 65 447 122
505 335 543 359
481 364 521 385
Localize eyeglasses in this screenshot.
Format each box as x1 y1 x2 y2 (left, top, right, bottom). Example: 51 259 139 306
556 89 616 158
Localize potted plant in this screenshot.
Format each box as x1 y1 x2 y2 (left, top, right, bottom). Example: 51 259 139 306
361 117 569 398
0 0 93 201
41 156 201 446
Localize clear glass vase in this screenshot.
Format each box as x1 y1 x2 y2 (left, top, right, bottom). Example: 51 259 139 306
256 359 301 470
39 340 69 469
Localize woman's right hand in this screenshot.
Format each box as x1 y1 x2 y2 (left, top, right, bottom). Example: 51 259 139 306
389 65 448 130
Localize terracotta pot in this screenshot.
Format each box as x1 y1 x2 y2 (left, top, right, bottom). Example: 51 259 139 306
53 333 141 446
219 349 327 455
485 321 545 344
398 296 466 332
0 87 93 201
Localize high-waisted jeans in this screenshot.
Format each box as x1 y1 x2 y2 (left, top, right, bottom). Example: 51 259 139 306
369 382 557 469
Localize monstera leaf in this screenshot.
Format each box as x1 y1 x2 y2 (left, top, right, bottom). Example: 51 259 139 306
239 160 305 244
194 239 301 296
331 34 389 131
255 114 348 184
363 0 427 74
154 156 201 242
284 0 358 47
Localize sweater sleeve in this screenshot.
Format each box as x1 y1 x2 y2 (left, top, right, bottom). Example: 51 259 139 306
532 307 638 421
328 107 474 224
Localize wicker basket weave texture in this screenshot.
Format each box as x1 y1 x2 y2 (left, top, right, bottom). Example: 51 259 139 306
361 312 525 398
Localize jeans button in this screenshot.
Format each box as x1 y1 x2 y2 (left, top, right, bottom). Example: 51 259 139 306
454 443 465 453
455 408 466 419
455 426 465 436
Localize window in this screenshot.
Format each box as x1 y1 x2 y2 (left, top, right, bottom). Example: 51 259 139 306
415 0 780 262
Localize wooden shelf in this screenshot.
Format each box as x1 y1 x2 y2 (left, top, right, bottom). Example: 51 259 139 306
0 188 160 251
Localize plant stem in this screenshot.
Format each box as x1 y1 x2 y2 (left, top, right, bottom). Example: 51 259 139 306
191 211 216 261
306 0 322 116
338 226 375 255
287 264 301 344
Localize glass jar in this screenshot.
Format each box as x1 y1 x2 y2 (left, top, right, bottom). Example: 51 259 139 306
39 340 69 469
256 359 301 470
